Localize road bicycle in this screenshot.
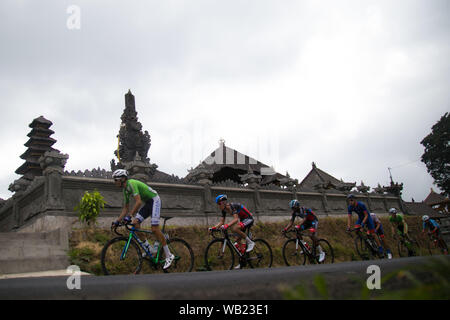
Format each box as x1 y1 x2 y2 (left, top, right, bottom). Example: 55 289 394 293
348 228 384 260
204 226 273 270
396 234 420 257
282 229 334 265
425 231 449 255
101 216 194 275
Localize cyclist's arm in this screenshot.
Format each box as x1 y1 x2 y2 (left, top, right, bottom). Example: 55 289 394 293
362 211 369 225
214 216 226 229
227 213 239 227
129 194 143 217
347 213 352 230
117 203 130 222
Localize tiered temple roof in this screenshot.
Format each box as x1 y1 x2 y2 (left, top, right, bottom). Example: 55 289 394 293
15 116 58 181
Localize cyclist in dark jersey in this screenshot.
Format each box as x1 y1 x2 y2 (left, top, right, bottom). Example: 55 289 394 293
346 194 384 256
209 194 255 253
282 199 325 262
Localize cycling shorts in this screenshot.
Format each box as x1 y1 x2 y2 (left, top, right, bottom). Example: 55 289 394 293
135 195 161 226
376 225 385 238
300 220 318 234
356 216 376 233
239 218 254 231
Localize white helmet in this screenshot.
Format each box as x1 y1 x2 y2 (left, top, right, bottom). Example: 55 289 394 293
389 208 397 214
422 215 429 222
112 169 128 179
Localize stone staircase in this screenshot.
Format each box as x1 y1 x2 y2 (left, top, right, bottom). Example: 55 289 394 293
0 228 70 274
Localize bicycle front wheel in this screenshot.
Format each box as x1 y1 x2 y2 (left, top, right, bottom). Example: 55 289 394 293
354 236 373 260
101 236 143 275
204 238 235 271
164 238 194 273
247 239 273 269
282 238 307 266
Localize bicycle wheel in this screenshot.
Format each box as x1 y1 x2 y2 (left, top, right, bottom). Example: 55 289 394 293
204 238 235 271
282 238 307 266
313 239 334 264
354 236 373 260
164 238 194 273
101 237 143 275
247 239 273 269
398 238 420 257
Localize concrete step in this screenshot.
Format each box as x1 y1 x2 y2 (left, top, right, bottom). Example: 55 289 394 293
0 229 64 247
0 228 69 275
0 256 70 274
0 245 67 260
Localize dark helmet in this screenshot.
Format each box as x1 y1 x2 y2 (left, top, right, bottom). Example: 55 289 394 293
347 194 356 200
289 199 300 209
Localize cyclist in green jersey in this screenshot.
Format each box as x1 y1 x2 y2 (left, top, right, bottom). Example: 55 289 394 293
112 169 174 269
388 208 410 240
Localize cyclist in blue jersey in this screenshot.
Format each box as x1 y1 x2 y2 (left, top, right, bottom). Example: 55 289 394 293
346 194 384 256
210 194 255 254
422 215 448 255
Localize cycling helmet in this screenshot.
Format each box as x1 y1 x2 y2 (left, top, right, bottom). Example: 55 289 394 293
422 215 430 222
347 194 355 200
389 208 397 214
215 194 227 204
112 169 128 179
289 199 300 208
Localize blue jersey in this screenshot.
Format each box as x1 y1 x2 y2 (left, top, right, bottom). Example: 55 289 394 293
423 219 439 231
348 201 371 220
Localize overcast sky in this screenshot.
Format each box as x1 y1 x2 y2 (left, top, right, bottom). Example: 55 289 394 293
0 0 448 202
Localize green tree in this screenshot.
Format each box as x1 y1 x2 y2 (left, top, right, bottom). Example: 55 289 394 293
420 112 450 196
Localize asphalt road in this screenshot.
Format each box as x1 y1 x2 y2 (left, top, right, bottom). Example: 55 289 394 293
0 256 447 300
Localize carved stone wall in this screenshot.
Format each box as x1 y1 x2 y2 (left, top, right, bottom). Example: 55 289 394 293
0 175 405 232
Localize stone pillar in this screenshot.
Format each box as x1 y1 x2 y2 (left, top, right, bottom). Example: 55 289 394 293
39 150 69 211
124 152 157 182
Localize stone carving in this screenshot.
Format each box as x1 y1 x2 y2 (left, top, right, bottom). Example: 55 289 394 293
186 162 214 185
383 181 404 196
39 150 69 175
239 166 262 189
124 152 158 182
279 172 298 191
111 90 152 170
212 179 244 188
357 181 371 193
373 183 386 194
64 168 113 179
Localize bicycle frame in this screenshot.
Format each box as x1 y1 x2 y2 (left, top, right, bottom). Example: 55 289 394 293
114 219 171 266
213 229 246 258
284 230 314 256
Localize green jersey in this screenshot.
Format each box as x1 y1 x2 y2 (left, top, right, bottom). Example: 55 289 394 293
389 213 404 225
123 179 158 204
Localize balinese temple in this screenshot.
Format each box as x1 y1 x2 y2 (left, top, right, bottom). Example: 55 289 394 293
14 116 58 183
185 139 288 186
298 162 356 193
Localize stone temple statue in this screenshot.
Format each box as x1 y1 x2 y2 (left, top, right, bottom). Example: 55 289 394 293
111 90 151 170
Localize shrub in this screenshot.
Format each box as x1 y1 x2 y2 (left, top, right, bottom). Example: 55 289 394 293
74 190 106 226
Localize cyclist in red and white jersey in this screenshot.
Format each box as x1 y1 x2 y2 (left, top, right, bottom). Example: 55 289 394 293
209 194 255 254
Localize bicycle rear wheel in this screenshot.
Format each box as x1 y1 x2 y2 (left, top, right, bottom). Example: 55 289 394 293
164 238 194 273
313 239 334 264
247 239 273 269
282 238 307 266
204 238 235 271
101 237 143 275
